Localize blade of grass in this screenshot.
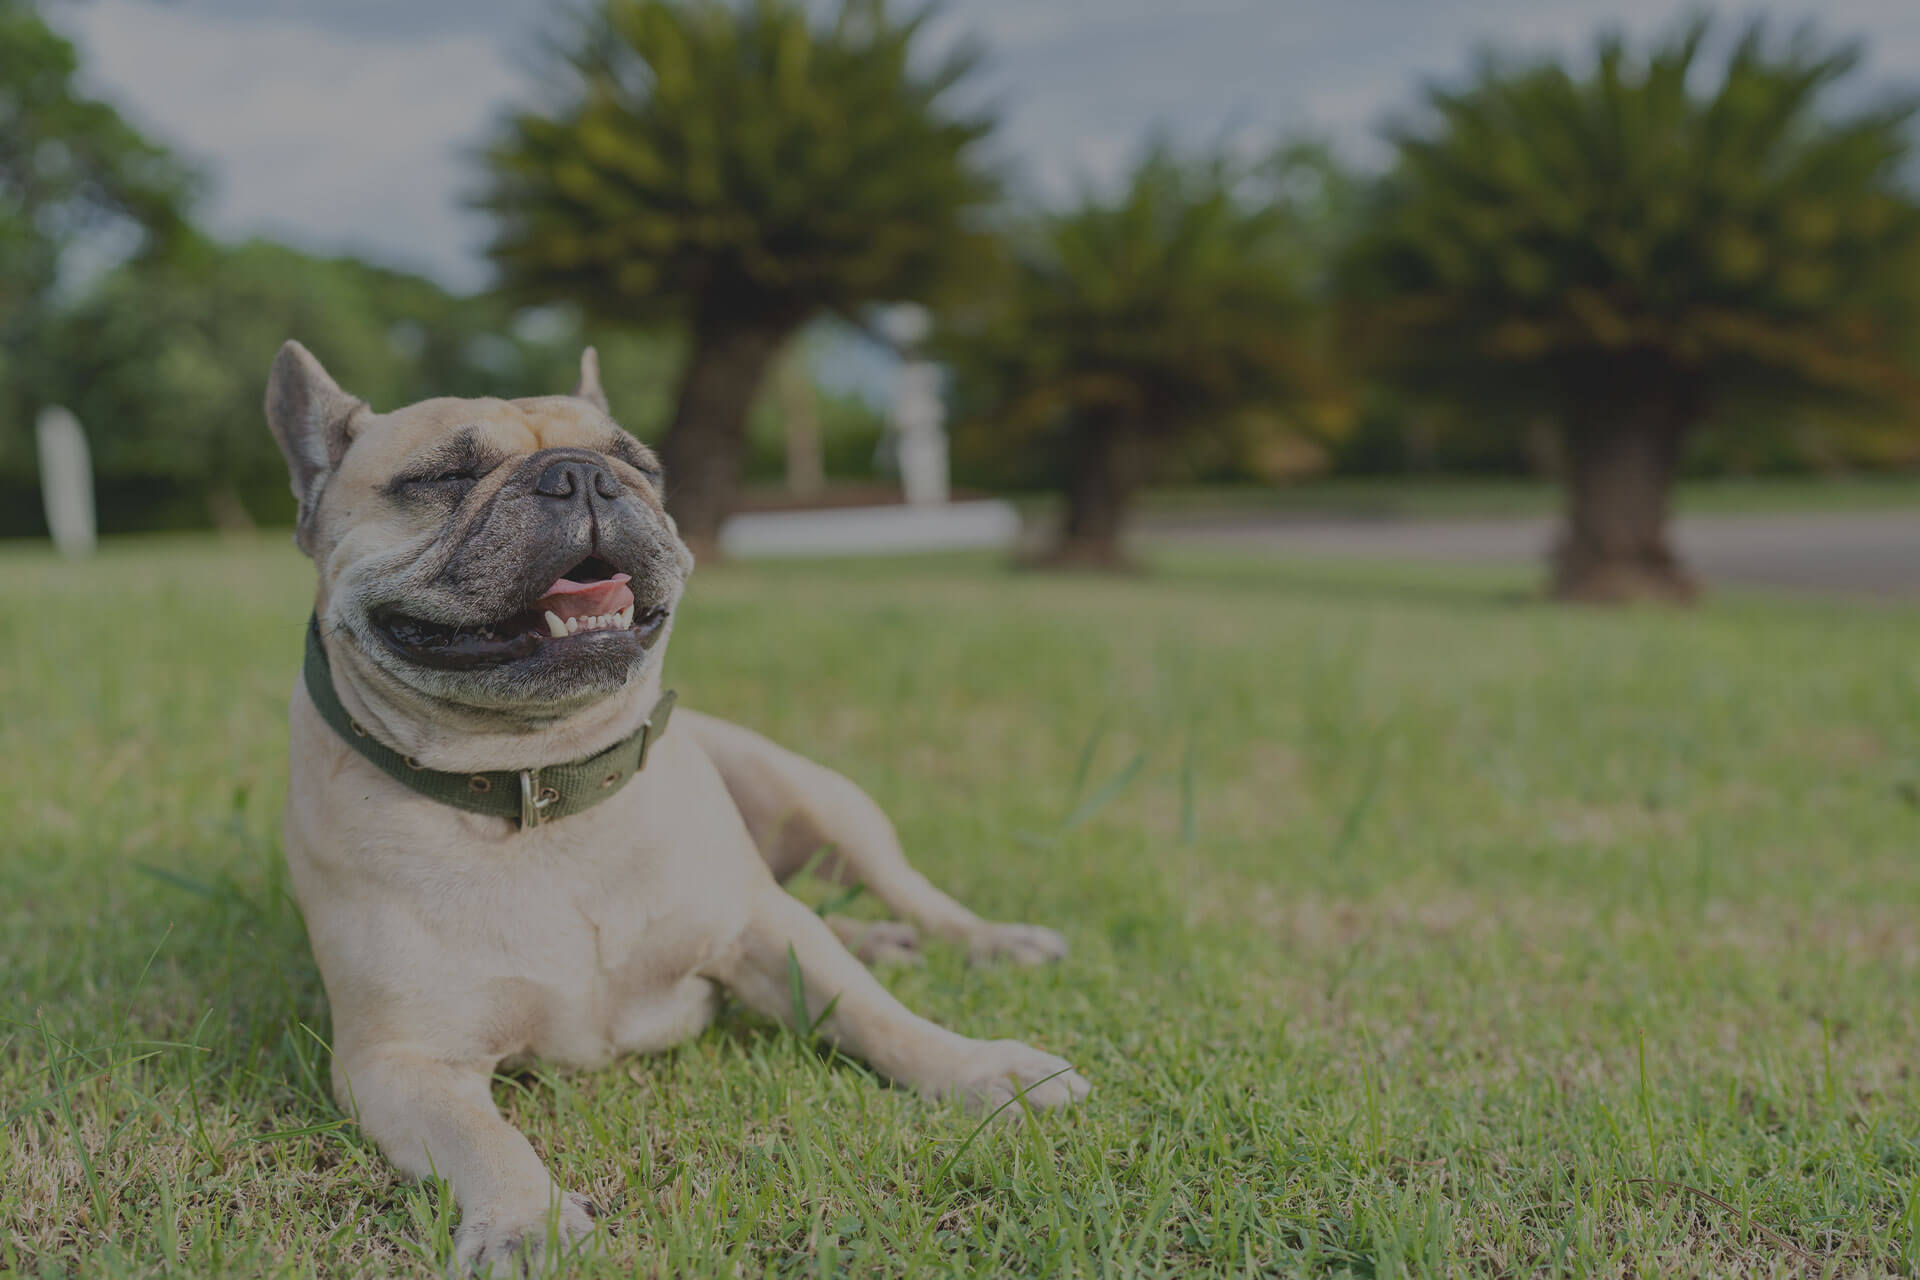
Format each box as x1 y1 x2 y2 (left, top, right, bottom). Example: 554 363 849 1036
1179 730 1197 848
132 863 217 897
241 1118 354 1145
789 843 838 884
1638 1028 1658 1180
786 944 809 1037
815 882 866 918
1068 713 1110 810
806 993 841 1041
782 945 844 1046
36 1016 108 1231
931 1065 1079 1187
1329 733 1387 862
1063 751 1146 832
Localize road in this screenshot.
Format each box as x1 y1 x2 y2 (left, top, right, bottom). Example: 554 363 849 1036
1144 509 1920 599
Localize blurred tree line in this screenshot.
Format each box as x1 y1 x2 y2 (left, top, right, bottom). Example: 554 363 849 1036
0 0 883 536
6 0 1920 599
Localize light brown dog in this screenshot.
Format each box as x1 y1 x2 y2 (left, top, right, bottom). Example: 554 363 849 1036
267 342 1087 1272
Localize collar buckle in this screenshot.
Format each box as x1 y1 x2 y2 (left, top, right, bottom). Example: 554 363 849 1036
519 768 557 829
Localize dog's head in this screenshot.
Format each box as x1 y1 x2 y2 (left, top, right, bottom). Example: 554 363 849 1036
267 340 691 720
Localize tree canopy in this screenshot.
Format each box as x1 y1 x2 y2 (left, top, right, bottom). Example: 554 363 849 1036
1342 18 1920 429
478 0 999 545
944 144 1333 561
1339 18 1920 598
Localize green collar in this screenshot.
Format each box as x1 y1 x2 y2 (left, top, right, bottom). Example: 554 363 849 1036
303 616 675 829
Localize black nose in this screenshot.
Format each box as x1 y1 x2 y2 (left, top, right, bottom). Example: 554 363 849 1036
532 457 624 502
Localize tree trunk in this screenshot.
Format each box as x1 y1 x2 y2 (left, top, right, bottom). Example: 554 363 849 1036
658 317 793 557
1044 411 1146 569
1551 405 1696 604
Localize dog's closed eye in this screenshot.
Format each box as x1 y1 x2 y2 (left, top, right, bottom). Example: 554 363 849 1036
387 468 487 501
604 438 662 483
386 432 505 500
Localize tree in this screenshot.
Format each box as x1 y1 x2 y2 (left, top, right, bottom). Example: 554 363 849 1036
28 236 664 535
1341 19 1920 602
943 145 1329 566
479 0 996 551
0 0 194 484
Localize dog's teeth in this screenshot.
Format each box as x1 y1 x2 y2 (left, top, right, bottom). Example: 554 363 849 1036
566 616 580 634
545 610 568 638
619 605 633 627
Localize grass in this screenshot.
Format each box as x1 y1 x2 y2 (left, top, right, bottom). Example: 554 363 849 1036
1139 474 1920 521
5 534 1920 1277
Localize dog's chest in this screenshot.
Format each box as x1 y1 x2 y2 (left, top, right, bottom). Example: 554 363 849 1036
462 780 761 1067
493 899 720 1069
288 713 766 1071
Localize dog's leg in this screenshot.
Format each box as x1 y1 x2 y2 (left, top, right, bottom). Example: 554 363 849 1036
714 888 1089 1112
685 709 1068 965
332 1047 594 1273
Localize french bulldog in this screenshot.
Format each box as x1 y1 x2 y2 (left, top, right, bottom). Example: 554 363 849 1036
266 341 1087 1272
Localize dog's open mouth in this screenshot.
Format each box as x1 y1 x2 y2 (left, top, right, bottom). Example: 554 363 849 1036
374 557 670 670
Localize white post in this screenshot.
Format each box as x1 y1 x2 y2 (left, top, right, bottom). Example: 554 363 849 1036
36 405 96 558
881 304 949 508
778 349 826 499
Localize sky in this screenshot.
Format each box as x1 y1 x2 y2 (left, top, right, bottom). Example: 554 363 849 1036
46 0 1920 294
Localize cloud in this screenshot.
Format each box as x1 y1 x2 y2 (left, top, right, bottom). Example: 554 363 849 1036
49 0 520 290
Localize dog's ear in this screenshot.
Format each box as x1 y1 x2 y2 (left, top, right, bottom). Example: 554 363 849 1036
572 346 610 414
265 340 362 550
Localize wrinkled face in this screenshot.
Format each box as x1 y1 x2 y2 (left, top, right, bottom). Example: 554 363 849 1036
269 343 691 719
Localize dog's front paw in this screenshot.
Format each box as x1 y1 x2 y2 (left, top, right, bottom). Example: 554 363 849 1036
937 1038 1090 1116
966 922 1069 967
453 1190 596 1276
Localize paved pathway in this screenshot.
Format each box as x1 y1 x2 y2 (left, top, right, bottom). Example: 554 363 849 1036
1145 509 1920 599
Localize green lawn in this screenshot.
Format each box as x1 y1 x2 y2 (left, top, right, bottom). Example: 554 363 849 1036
5 537 1920 1278
1139 474 1920 521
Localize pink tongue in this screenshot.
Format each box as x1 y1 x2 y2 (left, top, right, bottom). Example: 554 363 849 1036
537 573 634 621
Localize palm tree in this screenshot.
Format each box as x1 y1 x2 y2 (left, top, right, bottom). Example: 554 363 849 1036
479 0 996 552
943 146 1325 566
1341 19 1920 602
